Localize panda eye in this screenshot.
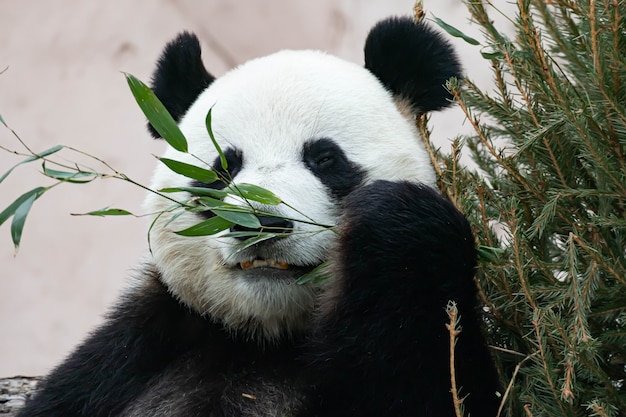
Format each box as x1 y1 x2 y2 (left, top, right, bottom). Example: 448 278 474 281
315 153 335 169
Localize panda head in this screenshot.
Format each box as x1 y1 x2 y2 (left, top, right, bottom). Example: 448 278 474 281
143 17 461 341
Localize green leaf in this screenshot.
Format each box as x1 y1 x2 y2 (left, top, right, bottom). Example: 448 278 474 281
212 210 260 229
175 216 234 236
296 262 330 285
229 233 279 254
227 183 282 205
480 50 504 60
477 245 506 263
42 163 97 183
161 184 282 206
221 231 274 240
0 112 5 127
0 145 63 185
0 187 46 228
206 107 227 170
432 17 480 45
159 186 228 199
195 197 261 229
32 145 64 159
162 210 185 228
195 196 231 208
10 189 45 253
125 73 188 153
73 208 134 217
147 209 184 253
158 157 217 183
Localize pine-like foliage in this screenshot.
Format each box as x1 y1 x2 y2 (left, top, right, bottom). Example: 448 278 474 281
429 1 626 415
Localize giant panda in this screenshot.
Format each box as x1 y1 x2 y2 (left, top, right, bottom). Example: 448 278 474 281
17 16 501 417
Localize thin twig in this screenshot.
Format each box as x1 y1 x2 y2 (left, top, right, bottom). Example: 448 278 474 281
446 301 464 417
496 352 536 417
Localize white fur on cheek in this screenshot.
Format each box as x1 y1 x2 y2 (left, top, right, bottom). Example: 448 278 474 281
145 185 318 340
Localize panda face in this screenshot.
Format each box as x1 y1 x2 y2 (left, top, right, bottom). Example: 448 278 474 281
144 49 436 340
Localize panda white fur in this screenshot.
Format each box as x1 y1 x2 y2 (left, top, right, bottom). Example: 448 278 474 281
18 17 501 417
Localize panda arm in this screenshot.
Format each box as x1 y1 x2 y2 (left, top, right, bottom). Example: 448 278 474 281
17 267 208 417
300 181 500 417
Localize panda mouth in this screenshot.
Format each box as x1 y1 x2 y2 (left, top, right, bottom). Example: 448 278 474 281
238 258 317 273
240 259 290 270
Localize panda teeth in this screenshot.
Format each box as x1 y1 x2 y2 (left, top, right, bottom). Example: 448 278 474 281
240 259 290 270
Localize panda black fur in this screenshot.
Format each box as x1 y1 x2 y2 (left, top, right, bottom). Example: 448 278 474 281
18 17 501 417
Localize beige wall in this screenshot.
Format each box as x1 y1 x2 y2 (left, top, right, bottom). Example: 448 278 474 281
0 1 509 376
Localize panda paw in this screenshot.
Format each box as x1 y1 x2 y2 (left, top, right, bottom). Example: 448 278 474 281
336 180 476 295
305 182 491 417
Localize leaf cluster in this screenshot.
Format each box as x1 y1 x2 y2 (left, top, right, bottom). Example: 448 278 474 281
1 74 332 284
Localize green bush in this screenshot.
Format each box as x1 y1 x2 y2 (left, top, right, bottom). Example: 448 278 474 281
431 1 625 415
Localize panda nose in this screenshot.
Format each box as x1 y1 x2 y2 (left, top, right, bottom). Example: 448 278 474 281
230 215 294 240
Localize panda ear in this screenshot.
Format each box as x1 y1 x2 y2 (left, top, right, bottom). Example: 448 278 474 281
364 17 462 114
148 32 216 139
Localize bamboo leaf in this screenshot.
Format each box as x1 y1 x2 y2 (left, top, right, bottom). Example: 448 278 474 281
195 196 232 209
73 208 134 217
432 17 480 45
31 145 64 159
227 183 282 205
195 197 261 229
42 163 97 183
222 231 274 240
10 190 43 253
170 182 282 205
175 216 233 236
125 73 188 153
158 157 217 183
296 262 331 285
159 186 228 199
0 187 46 228
206 107 227 170
477 245 506 263
229 233 279 254
0 145 63 185
162 210 185 228
480 50 504 60
212 210 260 229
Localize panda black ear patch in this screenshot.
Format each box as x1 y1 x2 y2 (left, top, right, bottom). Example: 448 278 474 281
148 32 216 139
364 17 462 113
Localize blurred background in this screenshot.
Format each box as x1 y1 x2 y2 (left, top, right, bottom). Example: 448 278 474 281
0 0 509 376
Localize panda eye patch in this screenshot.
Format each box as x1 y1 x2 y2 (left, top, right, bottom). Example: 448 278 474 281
215 148 243 180
302 138 365 199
